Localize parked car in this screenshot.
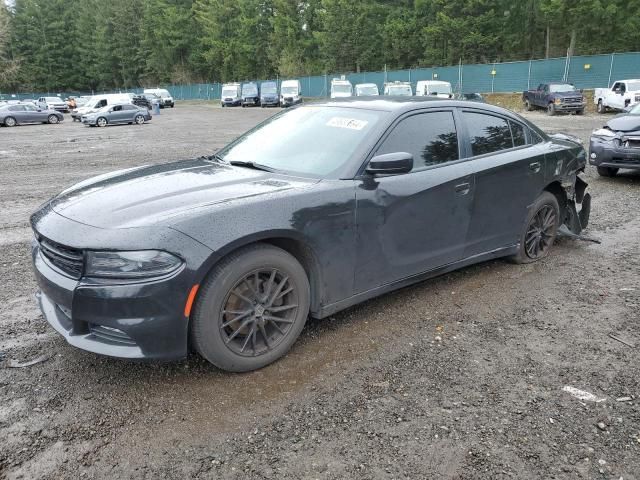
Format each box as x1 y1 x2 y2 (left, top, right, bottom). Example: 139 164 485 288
144 88 174 108
589 102 640 176
384 81 413 96
71 94 132 121
131 94 160 110
30 98 591 372
81 104 151 127
523 83 585 115
355 83 379 96
260 81 279 107
241 82 261 107
454 92 485 102
594 79 640 113
416 80 452 98
20 98 37 105
37 96 68 113
280 80 302 107
330 78 353 98
0 103 64 126
221 83 242 107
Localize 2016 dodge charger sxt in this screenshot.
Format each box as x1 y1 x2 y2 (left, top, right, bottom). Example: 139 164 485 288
31 98 591 372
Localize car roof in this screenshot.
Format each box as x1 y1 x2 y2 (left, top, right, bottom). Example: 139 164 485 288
304 97 511 114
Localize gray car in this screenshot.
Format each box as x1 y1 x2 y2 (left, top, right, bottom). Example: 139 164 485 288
0 103 64 127
81 104 152 127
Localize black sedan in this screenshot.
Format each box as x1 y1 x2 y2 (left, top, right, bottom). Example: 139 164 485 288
30 98 591 371
589 103 640 176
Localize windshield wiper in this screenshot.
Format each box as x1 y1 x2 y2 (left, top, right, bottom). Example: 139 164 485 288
229 160 278 172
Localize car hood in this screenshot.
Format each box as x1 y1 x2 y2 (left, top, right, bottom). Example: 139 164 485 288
606 114 640 132
49 158 317 229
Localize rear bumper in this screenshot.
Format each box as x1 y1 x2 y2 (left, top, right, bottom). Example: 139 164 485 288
589 137 640 170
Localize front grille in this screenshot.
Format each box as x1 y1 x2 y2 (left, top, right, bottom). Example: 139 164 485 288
563 97 581 104
623 138 640 149
612 157 640 165
38 236 84 278
89 324 136 346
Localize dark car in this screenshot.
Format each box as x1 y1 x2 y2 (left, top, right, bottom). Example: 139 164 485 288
30 98 591 372
523 83 585 115
131 94 160 110
454 92 485 103
260 81 279 107
589 102 640 176
81 104 151 127
0 103 64 126
241 82 260 107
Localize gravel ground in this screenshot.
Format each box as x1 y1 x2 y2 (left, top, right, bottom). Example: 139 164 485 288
0 105 638 480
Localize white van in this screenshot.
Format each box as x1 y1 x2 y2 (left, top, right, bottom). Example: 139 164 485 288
71 94 132 121
144 88 174 108
415 80 452 98
355 83 379 96
280 79 302 107
330 78 353 98
384 82 413 96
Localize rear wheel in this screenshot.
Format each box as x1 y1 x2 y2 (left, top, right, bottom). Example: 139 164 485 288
511 192 560 264
547 103 556 116
96 117 107 127
597 166 618 177
4 116 16 127
47 114 59 124
191 244 310 372
134 114 145 125
597 100 606 114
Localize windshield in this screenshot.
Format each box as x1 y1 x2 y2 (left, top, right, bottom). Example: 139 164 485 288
262 83 277 94
46 97 62 102
357 85 378 96
549 83 577 93
281 86 298 95
218 106 383 177
387 85 412 95
242 84 258 95
332 84 351 94
222 87 239 97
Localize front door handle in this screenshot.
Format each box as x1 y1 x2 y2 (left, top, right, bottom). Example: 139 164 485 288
454 182 471 195
529 161 541 173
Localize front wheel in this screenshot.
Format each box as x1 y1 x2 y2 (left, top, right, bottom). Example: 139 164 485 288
48 114 59 124
191 244 310 372
4 116 17 127
511 192 560 264
134 114 145 125
547 103 556 116
597 166 618 177
96 117 107 127
524 100 533 111
597 100 606 114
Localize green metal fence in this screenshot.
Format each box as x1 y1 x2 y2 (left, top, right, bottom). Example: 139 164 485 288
3 52 639 101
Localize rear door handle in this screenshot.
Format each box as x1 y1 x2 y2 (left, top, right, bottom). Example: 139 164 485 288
529 161 541 173
454 182 471 195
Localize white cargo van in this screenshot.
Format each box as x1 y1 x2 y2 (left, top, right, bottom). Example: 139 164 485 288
383 81 413 96
330 78 353 98
280 80 302 107
355 83 379 96
71 93 131 121
416 80 452 98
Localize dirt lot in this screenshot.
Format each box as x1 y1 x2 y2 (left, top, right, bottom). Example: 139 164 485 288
0 104 639 480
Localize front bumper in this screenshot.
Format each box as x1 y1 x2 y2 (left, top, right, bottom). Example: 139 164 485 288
589 136 640 170
261 97 279 106
241 96 260 106
554 102 585 111
221 99 241 107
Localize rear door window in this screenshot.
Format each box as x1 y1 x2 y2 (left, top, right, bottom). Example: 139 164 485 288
462 112 515 156
510 121 527 147
376 111 459 170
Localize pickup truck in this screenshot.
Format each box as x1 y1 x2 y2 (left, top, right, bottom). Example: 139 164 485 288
594 79 640 113
522 83 585 116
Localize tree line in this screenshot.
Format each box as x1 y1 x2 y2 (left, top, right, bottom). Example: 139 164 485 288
1 0 639 93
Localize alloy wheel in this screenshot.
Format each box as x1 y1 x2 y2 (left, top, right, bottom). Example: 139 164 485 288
97 117 107 127
524 205 557 259
220 268 298 357
5 117 16 127
135 115 144 124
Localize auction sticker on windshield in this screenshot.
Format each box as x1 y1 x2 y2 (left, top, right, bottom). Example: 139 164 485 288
326 117 369 130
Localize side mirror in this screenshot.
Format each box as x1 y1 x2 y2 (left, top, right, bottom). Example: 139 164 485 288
366 152 413 175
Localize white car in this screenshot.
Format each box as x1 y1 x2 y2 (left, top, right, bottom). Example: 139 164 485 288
594 79 640 113
280 80 302 107
384 82 413 96
415 80 453 98
330 78 353 98
37 96 68 113
355 83 379 96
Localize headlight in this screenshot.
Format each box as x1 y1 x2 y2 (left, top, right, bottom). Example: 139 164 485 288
554 98 562 104
85 250 183 278
592 128 616 138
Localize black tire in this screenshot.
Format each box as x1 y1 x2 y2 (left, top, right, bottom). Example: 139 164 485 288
134 114 145 125
511 192 560 264
597 100 606 114
191 244 310 372
597 166 618 177
4 116 17 127
96 117 107 127
547 103 556 116
524 99 533 111
576 109 584 115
